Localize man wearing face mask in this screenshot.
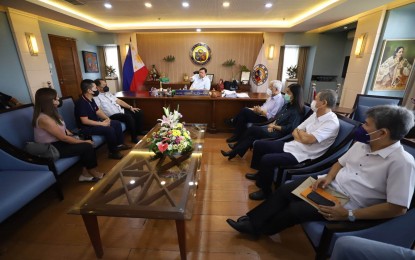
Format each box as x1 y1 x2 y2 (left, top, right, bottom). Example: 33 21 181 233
75 79 131 160
224 80 285 143
226 105 415 238
246 89 339 200
93 79 144 144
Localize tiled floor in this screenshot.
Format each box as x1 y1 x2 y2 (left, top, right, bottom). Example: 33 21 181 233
0 133 314 259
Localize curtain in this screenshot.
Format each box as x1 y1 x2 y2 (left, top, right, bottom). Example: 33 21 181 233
297 47 309 87
97 46 106 78
277 46 285 81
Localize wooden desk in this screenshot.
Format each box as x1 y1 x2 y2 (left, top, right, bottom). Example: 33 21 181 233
116 91 267 133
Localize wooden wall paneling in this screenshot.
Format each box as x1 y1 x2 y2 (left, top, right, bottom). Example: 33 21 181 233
135 33 262 84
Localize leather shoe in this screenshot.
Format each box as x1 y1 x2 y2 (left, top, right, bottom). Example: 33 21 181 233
108 151 123 160
115 144 132 151
249 190 267 200
226 135 239 143
237 215 250 222
228 143 236 149
245 173 258 181
221 150 236 161
226 218 258 236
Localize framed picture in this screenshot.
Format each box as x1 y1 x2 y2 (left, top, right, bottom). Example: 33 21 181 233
82 51 99 73
372 39 415 91
189 42 212 65
206 74 214 83
241 71 250 84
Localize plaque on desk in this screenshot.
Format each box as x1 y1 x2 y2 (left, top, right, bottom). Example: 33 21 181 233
174 90 209 96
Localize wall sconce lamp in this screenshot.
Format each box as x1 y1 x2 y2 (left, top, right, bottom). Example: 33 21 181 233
25 33 39 56
354 33 367 58
268 44 275 60
125 44 130 54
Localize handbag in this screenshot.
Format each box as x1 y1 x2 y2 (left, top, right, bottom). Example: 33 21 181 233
24 142 60 161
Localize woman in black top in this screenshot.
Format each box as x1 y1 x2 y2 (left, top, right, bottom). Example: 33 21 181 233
221 84 305 160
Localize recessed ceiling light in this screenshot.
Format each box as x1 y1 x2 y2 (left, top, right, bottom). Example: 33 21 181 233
265 3 273 8
144 2 152 8
182 2 189 8
104 3 112 9
196 28 201 32
223 2 230 7
344 26 348 30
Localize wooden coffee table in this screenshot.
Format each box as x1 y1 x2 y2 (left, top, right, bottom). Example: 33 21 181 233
68 124 206 260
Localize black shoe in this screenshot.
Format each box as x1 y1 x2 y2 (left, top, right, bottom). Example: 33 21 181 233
249 190 267 200
221 150 236 161
131 137 139 143
115 144 132 151
226 135 239 143
228 143 236 149
224 118 234 127
237 215 250 222
108 151 123 160
245 173 258 181
226 218 258 236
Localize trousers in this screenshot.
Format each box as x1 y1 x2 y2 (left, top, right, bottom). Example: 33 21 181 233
52 141 97 169
250 139 298 195
247 178 325 235
110 109 143 141
81 119 124 153
232 107 268 137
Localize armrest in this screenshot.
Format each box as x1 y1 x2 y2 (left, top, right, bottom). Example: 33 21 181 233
0 136 56 173
252 117 275 127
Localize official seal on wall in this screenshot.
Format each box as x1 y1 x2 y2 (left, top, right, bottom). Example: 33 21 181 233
190 42 212 65
252 64 269 86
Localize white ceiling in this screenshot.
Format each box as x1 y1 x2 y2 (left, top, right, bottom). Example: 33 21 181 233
0 0 397 32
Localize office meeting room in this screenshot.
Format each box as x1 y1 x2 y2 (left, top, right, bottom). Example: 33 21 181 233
1 0 415 259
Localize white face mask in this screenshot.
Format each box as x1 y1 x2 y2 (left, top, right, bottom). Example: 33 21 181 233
310 100 318 112
266 88 272 96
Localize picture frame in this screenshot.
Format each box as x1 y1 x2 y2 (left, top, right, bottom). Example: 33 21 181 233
372 39 415 91
241 71 250 84
206 74 214 83
82 51 99 73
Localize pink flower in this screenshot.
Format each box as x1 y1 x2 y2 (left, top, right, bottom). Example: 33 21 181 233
158 142 169 153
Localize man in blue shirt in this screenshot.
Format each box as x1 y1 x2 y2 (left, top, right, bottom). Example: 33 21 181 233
75 79 131 159
225 80 285 143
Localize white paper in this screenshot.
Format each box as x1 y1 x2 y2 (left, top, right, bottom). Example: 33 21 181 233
236 93 250 98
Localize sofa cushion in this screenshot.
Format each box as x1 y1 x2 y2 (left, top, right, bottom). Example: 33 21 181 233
0 105 34 149
0 170 56 223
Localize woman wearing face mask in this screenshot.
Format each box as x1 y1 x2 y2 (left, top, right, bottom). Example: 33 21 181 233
221 84 305 160
246 89 340 201
93 79 145 144
224 80 285 143
75 79 131 160
33 88 105 182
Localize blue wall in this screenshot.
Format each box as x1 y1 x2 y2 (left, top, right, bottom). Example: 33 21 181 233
367 3 415 97
38 21 117 96
0 12 31 104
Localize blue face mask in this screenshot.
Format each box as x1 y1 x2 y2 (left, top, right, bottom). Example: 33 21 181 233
354 125 382 143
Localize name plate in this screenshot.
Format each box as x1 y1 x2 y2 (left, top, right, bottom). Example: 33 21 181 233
174 90 209 96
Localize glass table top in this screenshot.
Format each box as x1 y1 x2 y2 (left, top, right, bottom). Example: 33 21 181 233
68 123 206 220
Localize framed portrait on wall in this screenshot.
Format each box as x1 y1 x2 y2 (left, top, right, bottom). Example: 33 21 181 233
372 39 415 91
82 51 99 73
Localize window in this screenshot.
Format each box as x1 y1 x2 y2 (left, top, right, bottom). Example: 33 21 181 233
104 46 120 79
282 46 299 88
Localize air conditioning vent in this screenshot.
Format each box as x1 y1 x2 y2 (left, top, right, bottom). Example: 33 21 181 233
62 0 86 5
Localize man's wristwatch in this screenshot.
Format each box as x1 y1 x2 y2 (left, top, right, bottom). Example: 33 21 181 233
348 210 356 222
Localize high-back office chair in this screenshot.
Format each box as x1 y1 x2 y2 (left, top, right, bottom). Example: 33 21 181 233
349 94 402 123
301 138 415 260
273 114 360 187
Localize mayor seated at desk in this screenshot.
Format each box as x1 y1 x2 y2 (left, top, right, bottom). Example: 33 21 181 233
189 67 211 90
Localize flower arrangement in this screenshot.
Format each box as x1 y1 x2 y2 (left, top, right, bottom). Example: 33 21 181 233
148 107 193 156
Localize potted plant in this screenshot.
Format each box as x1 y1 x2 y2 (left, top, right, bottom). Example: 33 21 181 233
286 65 298 79
222 59 236 80
105 65 116 78
163 55 175 62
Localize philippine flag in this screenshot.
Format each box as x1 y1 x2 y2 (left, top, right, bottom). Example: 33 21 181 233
249 43 269 93
122 42 148 92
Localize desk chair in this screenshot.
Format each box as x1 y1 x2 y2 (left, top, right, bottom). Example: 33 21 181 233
349 94 402 123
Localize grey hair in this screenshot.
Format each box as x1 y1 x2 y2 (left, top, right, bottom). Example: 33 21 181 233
318 89 337 109
366 105 414 140
269 80 282 92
